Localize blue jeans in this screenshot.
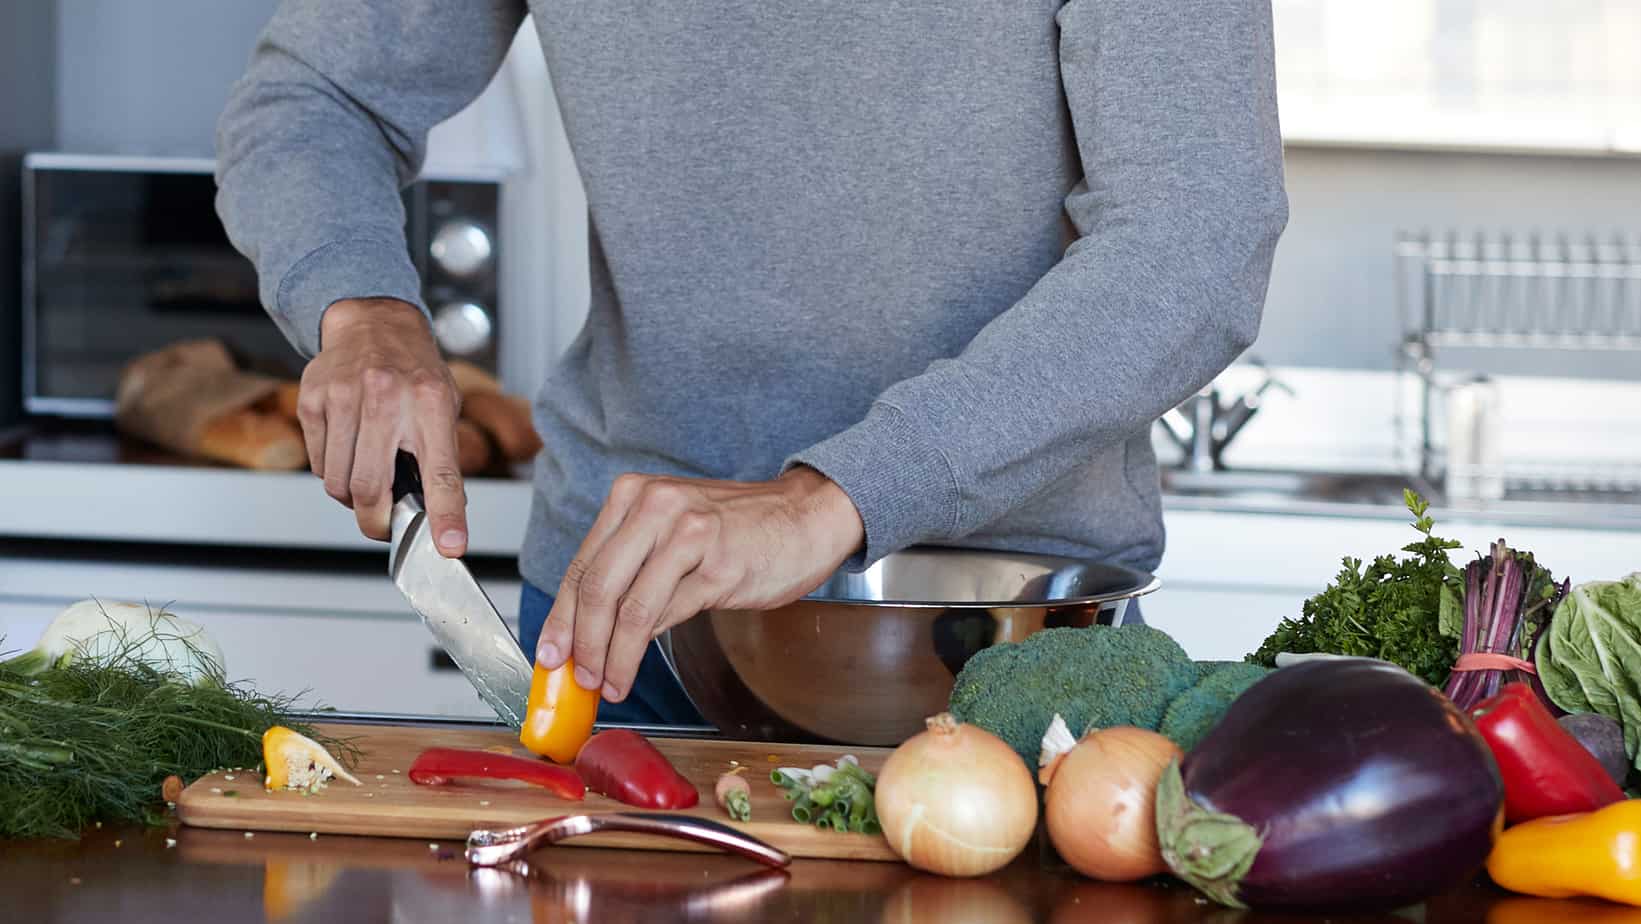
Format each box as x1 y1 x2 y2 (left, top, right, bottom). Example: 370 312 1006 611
518 581 706 727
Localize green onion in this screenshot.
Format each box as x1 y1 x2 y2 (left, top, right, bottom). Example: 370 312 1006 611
773 757 878 834
791 794 815 824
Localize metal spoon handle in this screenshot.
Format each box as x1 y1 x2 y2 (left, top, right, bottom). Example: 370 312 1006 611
572 813 791 868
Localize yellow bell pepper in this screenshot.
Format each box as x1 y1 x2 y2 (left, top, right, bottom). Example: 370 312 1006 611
1488 800 1641 906
262 726 360 792
518 657 599 764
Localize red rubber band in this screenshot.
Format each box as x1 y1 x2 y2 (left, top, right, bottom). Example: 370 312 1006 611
1451 652 1537 674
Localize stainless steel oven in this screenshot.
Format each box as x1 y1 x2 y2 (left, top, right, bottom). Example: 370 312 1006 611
21 153 503 418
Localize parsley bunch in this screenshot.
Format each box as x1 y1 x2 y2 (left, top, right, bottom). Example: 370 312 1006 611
1247 490 1464 686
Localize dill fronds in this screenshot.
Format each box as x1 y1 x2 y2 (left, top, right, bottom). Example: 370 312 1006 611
0 628 355 839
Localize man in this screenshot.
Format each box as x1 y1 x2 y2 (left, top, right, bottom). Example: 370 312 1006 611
217 1 1287 724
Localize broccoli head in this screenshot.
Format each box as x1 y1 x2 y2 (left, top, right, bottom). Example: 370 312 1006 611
1191 660 1244 684
946 625 1198 767
1158 661 1273 752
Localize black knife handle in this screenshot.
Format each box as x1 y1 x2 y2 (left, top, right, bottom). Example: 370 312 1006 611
393 449 423 504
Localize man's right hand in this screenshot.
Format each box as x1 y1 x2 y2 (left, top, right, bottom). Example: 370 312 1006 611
296 298 468 557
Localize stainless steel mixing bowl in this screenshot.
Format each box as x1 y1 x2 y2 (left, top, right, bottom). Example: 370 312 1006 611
658 546 1160 746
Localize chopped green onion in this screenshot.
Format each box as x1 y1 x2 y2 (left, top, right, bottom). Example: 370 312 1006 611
791 794 815 824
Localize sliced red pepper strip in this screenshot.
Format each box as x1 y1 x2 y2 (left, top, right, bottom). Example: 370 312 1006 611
574 729 699 810
1471 682 1624 824
408 747 586 801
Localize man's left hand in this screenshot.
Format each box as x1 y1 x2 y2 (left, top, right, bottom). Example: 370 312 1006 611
534 467 864 702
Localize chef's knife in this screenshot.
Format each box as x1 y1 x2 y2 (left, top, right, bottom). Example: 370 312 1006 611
389 449 533 728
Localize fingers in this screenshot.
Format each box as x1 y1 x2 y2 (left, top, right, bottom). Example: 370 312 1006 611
659 573 721 642
294 375 328 477
568 494 677 692
536 475 646 672
321 383 361 509
349 368 403 540
305 301 456 542
411 375 467 558
599 519 712 701
536 590 577 672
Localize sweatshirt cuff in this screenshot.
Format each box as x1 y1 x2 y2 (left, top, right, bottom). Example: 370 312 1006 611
785 402 962 570
274 238 428 357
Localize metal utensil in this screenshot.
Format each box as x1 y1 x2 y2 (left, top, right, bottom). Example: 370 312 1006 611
389 449 534 727
465 813 792 868
661 545 1160 745
1157 358 1295 472
1444 374 1505 502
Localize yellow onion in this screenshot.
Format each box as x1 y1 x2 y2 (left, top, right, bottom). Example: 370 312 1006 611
1039 720 1180 882
876 713 1038 878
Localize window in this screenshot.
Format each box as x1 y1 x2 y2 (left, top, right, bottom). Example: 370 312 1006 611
1273 0 1641 153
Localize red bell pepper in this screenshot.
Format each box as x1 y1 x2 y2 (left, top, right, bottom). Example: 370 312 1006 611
408 747 586 801
1471 682 1624 823
574 729 699 809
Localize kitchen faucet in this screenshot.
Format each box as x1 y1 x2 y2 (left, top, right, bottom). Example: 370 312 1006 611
1157 360 1294 473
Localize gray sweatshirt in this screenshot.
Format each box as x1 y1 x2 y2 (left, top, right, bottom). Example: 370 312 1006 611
217 0 1287 588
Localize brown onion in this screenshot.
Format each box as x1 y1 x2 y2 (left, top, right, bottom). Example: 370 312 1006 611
1041 725 1181 882
876 713 1038 878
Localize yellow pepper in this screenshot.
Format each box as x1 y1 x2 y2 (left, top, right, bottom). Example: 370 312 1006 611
1488 800 1641 906
518 657 599 764
262 726 360 791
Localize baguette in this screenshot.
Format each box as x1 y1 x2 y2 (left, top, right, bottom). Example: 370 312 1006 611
455 418 493 475
198 410 308 471
461 391 542 463
270 382 302 422
447 360 502 397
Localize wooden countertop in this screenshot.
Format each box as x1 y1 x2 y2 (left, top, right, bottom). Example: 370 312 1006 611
0 821 1595 923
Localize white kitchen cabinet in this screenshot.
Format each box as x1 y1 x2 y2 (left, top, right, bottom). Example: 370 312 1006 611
201 607 506 719
0 546 522 721
3 500 1636 719
1140 585 1310 662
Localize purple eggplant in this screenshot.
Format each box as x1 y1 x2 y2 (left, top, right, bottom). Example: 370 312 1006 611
1155 658 1503 912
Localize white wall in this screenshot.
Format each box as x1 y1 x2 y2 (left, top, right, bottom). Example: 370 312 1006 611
44 3 1641 386
55 0 277 156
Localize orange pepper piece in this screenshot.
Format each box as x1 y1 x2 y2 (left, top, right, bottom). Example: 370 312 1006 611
518 657 599 764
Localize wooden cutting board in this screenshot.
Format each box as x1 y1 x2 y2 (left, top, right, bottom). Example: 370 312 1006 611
177 723 899 862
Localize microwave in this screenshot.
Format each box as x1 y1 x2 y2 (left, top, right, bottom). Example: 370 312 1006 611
20 153 503 418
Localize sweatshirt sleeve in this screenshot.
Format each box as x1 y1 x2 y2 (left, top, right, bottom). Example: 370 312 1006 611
788 0 1289 566
215 0 527 357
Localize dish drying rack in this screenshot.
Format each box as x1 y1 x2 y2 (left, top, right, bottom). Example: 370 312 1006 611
1394 229 1641 501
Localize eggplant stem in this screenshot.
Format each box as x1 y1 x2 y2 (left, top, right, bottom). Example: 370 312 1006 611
1155 760 1260 910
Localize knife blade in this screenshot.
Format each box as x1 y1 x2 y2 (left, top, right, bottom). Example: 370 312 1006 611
389 450 533 728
